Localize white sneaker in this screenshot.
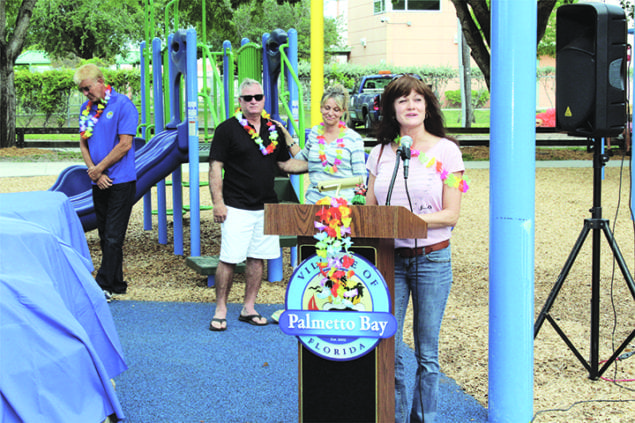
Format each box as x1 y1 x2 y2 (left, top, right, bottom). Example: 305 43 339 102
103 290 114 303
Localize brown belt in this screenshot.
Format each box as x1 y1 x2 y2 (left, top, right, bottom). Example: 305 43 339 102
395 240 450 258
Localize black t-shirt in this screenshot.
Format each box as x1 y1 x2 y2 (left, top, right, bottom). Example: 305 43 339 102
209 116 291 210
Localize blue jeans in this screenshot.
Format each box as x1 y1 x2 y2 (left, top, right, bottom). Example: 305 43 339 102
93 181 136 293
394 245 453 423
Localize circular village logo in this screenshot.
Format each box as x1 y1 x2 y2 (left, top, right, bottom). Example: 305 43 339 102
279 253 397 361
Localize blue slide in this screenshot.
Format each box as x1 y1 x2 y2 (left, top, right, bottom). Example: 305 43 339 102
49 123 190 231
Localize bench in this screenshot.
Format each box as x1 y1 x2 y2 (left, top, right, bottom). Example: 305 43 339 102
185 235 298 287
185 256 246 287
186 177 300 287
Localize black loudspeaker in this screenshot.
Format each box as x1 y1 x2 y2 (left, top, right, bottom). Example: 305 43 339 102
556 3 627 137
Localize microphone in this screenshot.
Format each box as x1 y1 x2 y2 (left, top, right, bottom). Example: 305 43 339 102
317 175 364 193
400 136 413 179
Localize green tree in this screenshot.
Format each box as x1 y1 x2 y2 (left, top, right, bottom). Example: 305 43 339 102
27 0 144 60
450 0 575 90
172 0 305 50
537 0 576 57
174 0 235 48
1 0 38 149
230 0 342 59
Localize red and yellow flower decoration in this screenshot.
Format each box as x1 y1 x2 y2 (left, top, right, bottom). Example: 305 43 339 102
313 196 356 296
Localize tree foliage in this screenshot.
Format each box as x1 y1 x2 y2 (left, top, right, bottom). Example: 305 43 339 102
188 0 342 58
450 0 575 89
537 0 577 57
1 0 38 148
27 0 144 60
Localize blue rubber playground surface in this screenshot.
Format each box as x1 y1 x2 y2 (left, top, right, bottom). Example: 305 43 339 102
109 300 487 422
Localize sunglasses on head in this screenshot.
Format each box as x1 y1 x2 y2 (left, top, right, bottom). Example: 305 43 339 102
390 73 420 83
240 94 264 102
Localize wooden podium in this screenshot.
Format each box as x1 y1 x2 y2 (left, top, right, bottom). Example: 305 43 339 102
265 204 427 423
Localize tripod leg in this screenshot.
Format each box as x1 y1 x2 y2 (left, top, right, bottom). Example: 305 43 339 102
534 221 591 337
600 222 635 299
594 222 635 378
599 328 635 378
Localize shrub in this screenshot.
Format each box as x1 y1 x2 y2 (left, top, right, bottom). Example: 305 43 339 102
444 89 490 108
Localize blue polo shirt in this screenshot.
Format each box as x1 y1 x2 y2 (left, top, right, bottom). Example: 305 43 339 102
79 89 138 184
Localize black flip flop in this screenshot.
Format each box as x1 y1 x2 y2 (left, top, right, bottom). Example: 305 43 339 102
238 313 268 326
209 318 227 331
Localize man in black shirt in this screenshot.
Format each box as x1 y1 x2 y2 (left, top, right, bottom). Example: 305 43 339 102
208 78 307 331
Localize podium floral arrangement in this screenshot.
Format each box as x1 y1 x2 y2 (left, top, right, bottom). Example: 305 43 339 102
310 196 365 310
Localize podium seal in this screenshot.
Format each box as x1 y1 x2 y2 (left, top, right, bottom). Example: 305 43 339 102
280 253 397 361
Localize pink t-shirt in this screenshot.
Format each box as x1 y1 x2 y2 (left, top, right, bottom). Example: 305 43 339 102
366 138 464 249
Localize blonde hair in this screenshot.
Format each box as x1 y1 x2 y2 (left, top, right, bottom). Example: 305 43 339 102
73 64 104 85
321 84 350 122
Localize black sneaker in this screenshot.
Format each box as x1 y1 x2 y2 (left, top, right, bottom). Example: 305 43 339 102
111 282 128 295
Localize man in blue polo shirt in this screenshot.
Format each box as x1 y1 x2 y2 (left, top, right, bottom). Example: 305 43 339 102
74 64 138 300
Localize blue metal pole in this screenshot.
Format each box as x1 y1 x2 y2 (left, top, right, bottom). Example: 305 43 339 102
152 38 165 132
489 1 535 421
157 34 177 246
286 27 299 268
630 28 634 222
287 28 301 199
187 28 200 257
148 38 165 236
140 41 153 231
261 30 283 282
262 33 271 112
223 41 232 120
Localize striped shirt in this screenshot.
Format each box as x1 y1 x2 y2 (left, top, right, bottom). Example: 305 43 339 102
294 125 367 204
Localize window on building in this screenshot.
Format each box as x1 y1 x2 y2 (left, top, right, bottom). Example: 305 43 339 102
374 0 386 14
392 0 440 11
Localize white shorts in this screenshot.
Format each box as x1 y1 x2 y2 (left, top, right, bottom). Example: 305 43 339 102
219 206 280 263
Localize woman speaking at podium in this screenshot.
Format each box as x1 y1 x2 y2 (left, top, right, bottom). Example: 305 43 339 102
284 84 367 204
365 74 467 423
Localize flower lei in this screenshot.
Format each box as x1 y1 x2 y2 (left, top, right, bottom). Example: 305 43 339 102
314 197 356 300
235 109 279 155
395 136 471 193
317 121 347 173
79 85 112 140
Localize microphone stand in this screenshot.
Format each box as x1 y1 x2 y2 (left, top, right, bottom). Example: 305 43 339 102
385 150 402 206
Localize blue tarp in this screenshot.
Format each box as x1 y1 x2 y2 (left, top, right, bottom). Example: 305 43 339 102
0 192 127 422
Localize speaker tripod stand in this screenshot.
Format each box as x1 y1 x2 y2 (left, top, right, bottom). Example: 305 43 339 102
534 137 635 380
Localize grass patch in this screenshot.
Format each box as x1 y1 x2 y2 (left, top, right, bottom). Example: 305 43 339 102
0 147 83 162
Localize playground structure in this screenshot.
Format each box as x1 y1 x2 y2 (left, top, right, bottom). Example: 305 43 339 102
49 0 308 284
135 2 307 283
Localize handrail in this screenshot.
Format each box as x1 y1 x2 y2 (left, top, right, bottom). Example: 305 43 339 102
164 0 180 42
277 42 305 146
198 44 224 140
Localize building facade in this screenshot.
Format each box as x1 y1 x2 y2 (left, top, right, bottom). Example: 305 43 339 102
348 0 461 67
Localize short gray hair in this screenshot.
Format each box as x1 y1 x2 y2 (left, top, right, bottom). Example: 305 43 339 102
239 78 263 95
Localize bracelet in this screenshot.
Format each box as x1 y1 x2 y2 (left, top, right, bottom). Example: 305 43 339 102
288 141 297 149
